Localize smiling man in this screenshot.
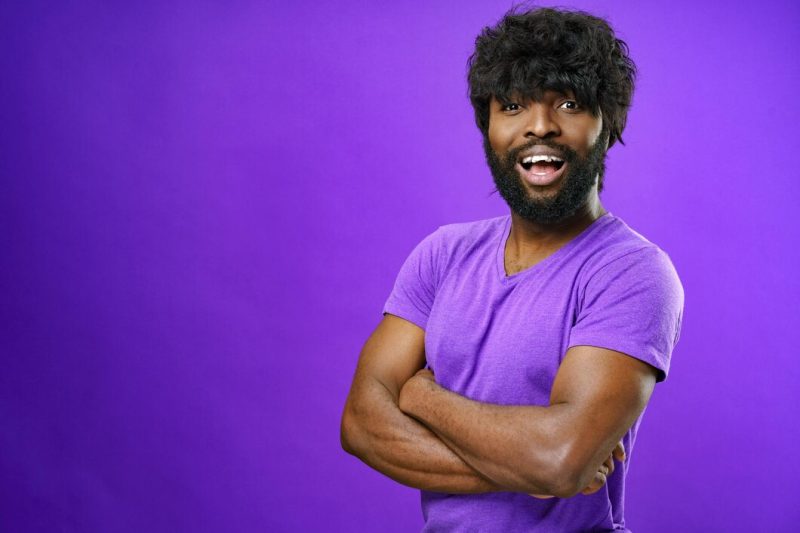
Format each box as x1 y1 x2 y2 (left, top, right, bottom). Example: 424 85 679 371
341 7 684 532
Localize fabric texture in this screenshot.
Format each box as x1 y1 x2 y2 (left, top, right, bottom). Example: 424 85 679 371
383 212 684 533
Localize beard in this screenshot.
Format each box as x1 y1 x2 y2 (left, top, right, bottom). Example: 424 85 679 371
484 134 607 225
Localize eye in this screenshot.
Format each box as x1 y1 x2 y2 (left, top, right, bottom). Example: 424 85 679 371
558 100 581 111
501 102 522 112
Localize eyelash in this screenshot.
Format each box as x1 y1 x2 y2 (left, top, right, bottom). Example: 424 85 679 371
500 101 581 112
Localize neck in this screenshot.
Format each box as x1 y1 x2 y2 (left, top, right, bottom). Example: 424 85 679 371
507 189 606 254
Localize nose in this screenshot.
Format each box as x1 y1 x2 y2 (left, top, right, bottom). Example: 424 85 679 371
524 102 560 140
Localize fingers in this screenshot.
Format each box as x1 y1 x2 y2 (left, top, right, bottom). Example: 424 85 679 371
576 441 629 497
603 454 614 478
582 454 614 496
581 470 607 495
612 441 626 462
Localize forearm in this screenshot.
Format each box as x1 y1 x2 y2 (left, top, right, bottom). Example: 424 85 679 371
341 376 500 493
399 377 588 497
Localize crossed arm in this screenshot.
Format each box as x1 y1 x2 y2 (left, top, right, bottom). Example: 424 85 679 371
340 314 657 498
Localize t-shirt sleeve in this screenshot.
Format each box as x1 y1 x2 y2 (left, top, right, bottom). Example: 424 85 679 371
382 229 442 331
568 246 685 382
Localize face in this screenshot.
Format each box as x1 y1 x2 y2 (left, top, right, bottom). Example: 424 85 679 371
485 90 606 225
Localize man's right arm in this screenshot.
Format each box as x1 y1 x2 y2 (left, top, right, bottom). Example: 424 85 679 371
340 313 499 493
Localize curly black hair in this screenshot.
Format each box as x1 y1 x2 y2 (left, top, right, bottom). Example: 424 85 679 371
467 7 637 151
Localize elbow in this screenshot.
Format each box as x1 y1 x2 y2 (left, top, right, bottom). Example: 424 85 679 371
340 422 356 456
519 443 589 499
340 405 365 457
549 452 605 499
527 466 583 500
340 383 392 461
546 471 583 499
537 461 584 499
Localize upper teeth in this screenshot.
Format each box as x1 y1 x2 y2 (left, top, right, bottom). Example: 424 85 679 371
522 155 563 164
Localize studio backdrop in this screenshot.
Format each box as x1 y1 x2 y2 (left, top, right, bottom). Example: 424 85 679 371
1 1 798 531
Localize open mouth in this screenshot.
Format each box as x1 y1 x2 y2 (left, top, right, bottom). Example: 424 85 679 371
518 154 567 187
520 155 565 174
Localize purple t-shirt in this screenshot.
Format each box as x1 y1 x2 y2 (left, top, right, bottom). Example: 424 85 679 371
383 213 684 532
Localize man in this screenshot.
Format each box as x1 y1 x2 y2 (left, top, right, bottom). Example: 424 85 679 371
341 7 684 532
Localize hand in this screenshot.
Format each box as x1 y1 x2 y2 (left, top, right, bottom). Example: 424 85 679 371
528 441 626 499
580 440 626 496
399 368 436 413
412 368 435 382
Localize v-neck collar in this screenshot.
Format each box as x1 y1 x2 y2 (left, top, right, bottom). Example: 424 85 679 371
495 212 614 283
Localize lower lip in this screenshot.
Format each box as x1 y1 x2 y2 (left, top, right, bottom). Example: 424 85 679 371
518 162 567 187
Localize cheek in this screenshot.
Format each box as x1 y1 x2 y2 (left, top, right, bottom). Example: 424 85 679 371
487 120 512 155
486 127 501 156
568 117 604 154
586 117 604 148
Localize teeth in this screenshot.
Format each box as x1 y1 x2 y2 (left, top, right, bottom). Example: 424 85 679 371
521 155 563 164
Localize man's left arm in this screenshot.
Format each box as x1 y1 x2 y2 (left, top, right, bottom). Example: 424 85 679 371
398 345 657 498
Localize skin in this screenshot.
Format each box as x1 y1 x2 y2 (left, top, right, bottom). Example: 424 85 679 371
489 90 607 269
341 315 625 495
341 315 499 493
341 89 656 498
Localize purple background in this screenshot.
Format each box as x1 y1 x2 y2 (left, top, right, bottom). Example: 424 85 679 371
2 1 798 531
